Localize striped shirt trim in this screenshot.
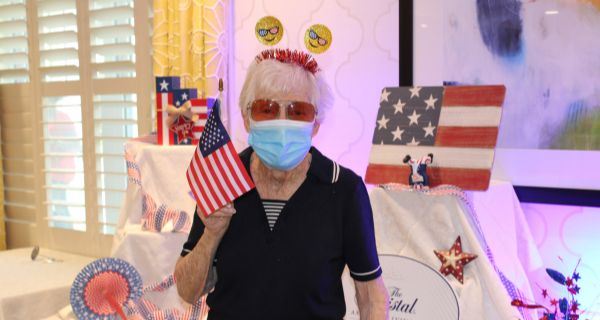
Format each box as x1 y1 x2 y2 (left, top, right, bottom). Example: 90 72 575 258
332 161 340 183
263 200 286 230
349 265 381 277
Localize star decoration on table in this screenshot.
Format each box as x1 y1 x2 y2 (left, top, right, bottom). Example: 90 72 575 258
171 115 194 142
433 236 478 284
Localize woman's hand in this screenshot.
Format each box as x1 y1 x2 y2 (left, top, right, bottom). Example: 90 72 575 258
197 203 236 240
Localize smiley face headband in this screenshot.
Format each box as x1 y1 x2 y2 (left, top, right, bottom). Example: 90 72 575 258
255 48 320 74
255 16 333 55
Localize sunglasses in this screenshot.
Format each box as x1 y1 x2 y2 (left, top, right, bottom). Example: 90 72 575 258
309 30 328 46
249 99 317 122
258 27 279 37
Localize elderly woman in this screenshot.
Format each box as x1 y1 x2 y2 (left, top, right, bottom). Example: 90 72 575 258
175 49 388 319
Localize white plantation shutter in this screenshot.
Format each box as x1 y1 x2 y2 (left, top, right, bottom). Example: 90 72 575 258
37 0 79 82
41 95 86 231
89 0 135 79
0 0 154 255
94 93 137 235
0 0 29 84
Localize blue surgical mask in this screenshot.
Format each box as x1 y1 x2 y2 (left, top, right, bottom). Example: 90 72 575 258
248 119 314 171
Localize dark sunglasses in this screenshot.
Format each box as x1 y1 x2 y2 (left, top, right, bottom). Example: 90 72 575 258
309 30 328 45
258 27 279 37
249 99 317 122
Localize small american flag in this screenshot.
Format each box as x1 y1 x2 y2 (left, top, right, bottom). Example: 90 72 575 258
186 100 255 216
365 85 505 190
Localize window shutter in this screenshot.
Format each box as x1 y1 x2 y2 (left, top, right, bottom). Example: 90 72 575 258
0 0 29 84
37 0 79 82
89 0 135 79
93 93 137 234
41 95 86 231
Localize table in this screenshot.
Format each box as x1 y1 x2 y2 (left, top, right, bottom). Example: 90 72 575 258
345 182 542 320
0 248 93 320
111 137 199 314
112 137 543 319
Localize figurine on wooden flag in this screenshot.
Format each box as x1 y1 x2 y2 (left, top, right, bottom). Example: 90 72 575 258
402 153 433 189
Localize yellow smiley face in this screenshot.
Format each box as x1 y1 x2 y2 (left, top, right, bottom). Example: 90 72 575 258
304 24 332 54
255 16 284 46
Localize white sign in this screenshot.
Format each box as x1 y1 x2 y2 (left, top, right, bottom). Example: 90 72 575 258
343 255 459 320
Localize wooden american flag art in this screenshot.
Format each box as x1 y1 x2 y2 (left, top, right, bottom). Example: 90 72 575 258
155 76 200 145
365 85 506 191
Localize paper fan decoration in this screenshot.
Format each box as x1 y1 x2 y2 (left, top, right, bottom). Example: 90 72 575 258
70 258 143 319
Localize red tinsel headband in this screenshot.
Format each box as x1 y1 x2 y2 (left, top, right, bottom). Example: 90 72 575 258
255 48 320 75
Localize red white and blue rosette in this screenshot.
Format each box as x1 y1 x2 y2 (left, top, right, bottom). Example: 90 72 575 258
70 258 143 319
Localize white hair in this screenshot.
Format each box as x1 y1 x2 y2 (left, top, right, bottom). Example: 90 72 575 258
238 59 333 123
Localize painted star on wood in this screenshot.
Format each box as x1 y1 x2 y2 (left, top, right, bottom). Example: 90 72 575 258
433 236 478 284
159 79 169 91
409 86 422 98
380 88 391 102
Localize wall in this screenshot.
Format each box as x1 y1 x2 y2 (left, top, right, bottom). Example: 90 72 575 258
229 0 399 175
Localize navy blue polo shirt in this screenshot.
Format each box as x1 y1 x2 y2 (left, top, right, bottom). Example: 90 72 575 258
181 147 382 319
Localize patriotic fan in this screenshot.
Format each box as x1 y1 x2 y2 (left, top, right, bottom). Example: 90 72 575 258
174 48 388 319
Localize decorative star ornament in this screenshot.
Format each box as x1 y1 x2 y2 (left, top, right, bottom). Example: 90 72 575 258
172 116 193 141
434 236 478 284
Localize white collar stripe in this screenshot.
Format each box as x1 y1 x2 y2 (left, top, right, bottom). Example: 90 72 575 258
332 161 340 183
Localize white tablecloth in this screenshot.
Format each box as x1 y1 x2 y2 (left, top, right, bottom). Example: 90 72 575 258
351 183 542 320
0 248 93 320
118 136 196 228
111 137 199 314
468 180 543 294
